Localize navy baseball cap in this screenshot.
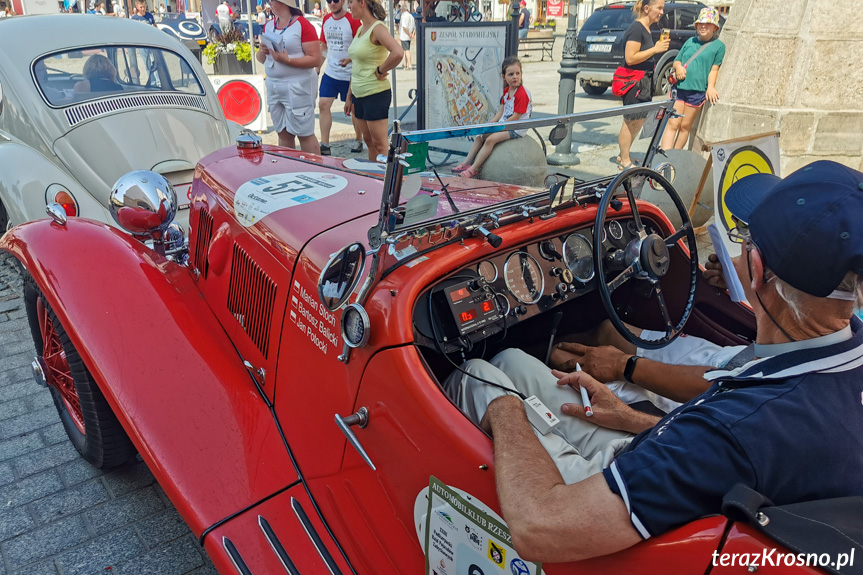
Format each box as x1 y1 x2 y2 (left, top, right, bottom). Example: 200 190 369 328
725 160 863 297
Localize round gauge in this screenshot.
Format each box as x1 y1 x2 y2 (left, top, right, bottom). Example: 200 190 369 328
627 219 639 235
608 220 624 241
341 304 370 348
562 234 595 283
504 251 544 304
537 239 559 261
477 260 498 283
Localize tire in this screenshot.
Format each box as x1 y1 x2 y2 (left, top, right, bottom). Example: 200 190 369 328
581 83 608 96
0 201 8 234
25 283 136 468
654 58 675 96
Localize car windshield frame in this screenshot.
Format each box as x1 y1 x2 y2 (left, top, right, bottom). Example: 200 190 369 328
367 100 674 252
32 44 206 109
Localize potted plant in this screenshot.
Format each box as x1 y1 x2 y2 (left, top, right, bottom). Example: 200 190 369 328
203 28 253 75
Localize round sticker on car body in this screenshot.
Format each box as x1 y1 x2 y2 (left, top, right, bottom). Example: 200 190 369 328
234 172 348 227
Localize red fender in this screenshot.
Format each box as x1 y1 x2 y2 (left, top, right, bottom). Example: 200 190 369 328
0 219 299 539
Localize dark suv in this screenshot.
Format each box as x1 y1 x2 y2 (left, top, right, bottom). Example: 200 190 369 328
575 1 724 97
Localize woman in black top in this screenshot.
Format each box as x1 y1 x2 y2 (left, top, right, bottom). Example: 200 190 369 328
616 0 669 170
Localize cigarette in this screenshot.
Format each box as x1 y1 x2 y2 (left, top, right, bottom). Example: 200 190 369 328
576 363 593 417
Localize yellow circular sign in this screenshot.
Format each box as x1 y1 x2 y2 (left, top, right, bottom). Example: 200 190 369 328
716 145 775 231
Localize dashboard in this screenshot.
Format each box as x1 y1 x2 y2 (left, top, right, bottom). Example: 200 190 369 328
415 217 661 353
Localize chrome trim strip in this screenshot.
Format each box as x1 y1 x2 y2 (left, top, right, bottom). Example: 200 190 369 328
222 536 253 575
291 497 341 575
258 515 300 575
64 93 208 127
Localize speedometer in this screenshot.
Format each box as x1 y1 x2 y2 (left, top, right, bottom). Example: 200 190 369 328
562 234 595 283
504 251 544 304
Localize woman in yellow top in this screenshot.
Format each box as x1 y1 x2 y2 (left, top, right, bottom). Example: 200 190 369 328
343 0 403 160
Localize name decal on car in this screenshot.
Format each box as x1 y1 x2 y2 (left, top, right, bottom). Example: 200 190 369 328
233 172 349 227
289 279 339 356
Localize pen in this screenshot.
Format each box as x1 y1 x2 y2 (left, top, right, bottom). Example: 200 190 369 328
576 363 593 417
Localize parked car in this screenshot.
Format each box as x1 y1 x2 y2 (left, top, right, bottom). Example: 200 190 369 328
576 0 724 97
157 12 208 61
0 14 240 233
3 103 852 573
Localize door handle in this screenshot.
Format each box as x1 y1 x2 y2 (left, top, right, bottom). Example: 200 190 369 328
335 407 376 471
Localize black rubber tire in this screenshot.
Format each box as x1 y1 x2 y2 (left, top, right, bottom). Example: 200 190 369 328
581 83 608 96
25 284 136 469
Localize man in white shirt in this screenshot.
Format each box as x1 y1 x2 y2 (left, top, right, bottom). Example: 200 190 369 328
317 0 363 155
216 1 232 33
398 2 415 71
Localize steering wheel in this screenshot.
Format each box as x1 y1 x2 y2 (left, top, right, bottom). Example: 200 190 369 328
594 167 698 350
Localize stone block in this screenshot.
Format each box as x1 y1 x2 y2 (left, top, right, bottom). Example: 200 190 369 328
11 559 59 575
112 536 205 575
724 107 780 142
779 111 816 153
4 515 89 568
801 41 863 110
725 36 802 109
0 433 45 462
809 0 861 36
40 422 68 447
55 527 145 575
31 479 110 523
102 461 157 498
85 486 166 535
0 506 36 540
813 114 863 154
478 136 547 188
739 0 806 35
59 458 104 487
135 508 192 548
11 441 81 480
0 407 62 441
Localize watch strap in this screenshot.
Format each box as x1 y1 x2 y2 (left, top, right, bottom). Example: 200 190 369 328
624 355 640 384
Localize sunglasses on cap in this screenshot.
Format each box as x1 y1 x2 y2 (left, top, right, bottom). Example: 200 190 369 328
726 215 750 245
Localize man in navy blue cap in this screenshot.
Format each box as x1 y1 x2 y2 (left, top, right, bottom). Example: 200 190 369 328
470 160 863 562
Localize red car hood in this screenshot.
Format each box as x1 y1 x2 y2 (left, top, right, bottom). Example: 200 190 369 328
197 145 534 270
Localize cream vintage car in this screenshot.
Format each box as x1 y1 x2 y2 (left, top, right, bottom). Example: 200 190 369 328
0 14 240 233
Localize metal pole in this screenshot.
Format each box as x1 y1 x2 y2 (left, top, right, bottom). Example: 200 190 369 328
546 0 579 165
389 0 398 126
509 0 519 56
247 0 257 74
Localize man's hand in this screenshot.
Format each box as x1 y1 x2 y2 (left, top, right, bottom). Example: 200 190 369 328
480 394 524 436
552 342 628 382
552 370 659 434
703 253 727 289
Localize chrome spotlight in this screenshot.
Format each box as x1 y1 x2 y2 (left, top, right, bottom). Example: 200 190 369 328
110 171 178 253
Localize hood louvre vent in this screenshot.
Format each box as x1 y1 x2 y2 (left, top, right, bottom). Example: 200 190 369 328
227 244 276 358
64 93 208 127
193 207 213 279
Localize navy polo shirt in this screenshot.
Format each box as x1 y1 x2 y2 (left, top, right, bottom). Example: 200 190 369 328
603 316 863 539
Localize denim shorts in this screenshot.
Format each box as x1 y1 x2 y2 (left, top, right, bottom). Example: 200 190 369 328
674 88 707 108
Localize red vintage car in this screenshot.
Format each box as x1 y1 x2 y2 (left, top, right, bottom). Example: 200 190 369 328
1 102 856 574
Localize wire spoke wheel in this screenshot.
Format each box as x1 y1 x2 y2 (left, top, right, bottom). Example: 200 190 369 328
24 277 136 469
37 298 86 434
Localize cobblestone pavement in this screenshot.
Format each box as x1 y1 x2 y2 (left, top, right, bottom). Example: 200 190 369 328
0 255 216 575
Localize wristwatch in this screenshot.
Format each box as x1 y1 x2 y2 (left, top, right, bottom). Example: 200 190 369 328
624 355 641 384
376 66 383 76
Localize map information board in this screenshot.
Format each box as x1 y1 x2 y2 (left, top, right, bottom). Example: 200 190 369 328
418 22 511 130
